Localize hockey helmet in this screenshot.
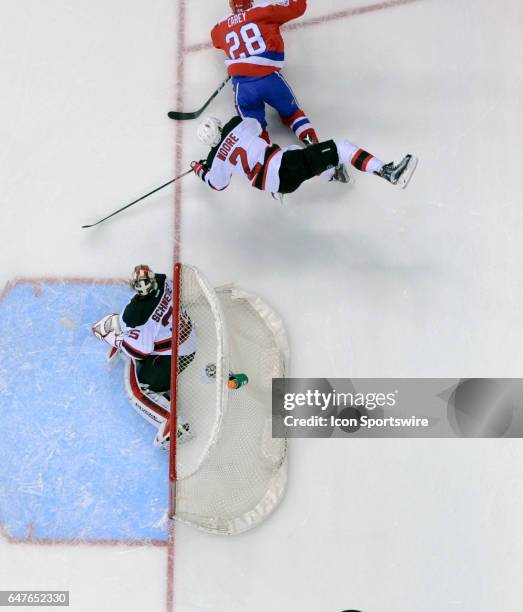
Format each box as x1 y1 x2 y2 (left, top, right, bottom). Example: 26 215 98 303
130 265 157 296
229 0 253 13
197 117 223 147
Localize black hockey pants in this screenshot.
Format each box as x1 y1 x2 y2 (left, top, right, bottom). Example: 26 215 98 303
137 353 195 393
278 139 340 194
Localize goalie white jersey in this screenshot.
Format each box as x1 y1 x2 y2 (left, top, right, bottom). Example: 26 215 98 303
92 272 197 452
118 274 196 361
204 116 286 193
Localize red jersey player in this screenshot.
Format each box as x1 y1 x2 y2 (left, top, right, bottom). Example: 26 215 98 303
211 0 319 146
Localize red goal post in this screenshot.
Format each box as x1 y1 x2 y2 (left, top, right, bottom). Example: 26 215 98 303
168 263 289 535
168 262 182 520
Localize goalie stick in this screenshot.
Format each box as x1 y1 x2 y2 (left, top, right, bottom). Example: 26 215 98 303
81 169 192 228
167 76 231 120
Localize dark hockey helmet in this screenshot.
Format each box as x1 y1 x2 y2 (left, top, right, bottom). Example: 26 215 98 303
130 265 157 296
230 0 253 13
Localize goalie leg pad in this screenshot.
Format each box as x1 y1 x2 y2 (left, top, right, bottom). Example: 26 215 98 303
106 345 121 365
125 360 195 449
125 359 170 427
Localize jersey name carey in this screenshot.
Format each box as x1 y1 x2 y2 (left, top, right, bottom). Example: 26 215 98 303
217 133 240 161
152 283 172 323
227 12 247 27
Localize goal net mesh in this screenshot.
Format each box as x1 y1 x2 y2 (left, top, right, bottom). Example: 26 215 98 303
170 264 289 535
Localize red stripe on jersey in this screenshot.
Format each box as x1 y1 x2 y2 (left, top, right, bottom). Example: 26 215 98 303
261 146 282 191
122 340 148 360
227 65 281 77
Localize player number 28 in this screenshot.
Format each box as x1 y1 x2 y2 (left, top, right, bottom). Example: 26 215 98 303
226 23 267 59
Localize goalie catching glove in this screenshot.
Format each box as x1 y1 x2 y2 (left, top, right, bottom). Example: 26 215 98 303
92 313 122 350
191 160 209 181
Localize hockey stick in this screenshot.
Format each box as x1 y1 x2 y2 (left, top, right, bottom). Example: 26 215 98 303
81 169 192 229
167 75 231 120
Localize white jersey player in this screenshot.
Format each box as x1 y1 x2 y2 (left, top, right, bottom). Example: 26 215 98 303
92 265 196 450
190 116 418 195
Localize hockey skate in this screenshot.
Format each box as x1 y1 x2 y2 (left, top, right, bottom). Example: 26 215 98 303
302 133 317 146
154 415 194 451
330 163 354 185
271 192 285 204
375 154 418 189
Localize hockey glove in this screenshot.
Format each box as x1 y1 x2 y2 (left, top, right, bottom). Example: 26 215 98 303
191 160 209 182
92 313 122 350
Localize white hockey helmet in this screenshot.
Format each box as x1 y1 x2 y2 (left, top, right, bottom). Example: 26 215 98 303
197 117 223 147
130 264 157 296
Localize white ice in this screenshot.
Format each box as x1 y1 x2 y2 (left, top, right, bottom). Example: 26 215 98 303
1 0 522 611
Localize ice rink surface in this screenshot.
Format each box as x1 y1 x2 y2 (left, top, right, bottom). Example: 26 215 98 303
1 0 522 611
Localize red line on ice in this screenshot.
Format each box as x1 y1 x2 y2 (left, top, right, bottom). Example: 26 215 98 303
168 2 187 609
0 0 424 608
0 522 167 548
173 1 186 265
169 1 422 610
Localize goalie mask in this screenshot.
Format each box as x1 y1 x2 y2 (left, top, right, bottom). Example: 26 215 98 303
130 265 157 296
197 117 223 148
229 0 253 13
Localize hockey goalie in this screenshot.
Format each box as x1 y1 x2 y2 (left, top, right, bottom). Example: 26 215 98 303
92 263 290 533
92 265 195 450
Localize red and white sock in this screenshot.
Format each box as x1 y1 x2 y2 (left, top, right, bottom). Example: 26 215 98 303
336 140 384 174
281 110 319 144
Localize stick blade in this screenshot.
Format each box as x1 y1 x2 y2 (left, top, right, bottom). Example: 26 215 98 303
167 110 203 121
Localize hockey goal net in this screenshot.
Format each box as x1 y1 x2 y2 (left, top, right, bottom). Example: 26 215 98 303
169 263 289 535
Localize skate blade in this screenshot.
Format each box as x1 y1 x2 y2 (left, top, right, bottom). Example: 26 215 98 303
340 169 356 186
331 164 355 185
397 156 418 189
345 167 356 186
